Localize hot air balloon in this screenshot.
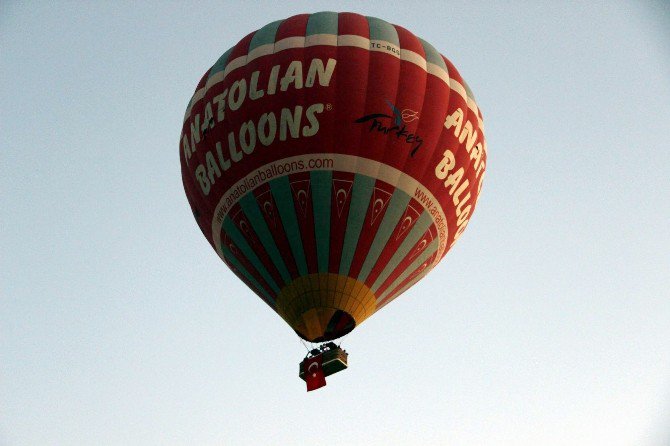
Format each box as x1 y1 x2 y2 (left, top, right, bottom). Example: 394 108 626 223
180 12 487 388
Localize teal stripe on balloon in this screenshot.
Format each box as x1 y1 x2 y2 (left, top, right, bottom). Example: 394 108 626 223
208 48 232 80
377 238 438 303
249 19 282 52
357 190 411 282
339 174 375 276
366 16 399 45
270 176 308 277
221 245 274 306
371 211 432 292
310 170 332 272
223 217 280 293
238 193 291 285
463 79 476 101
419 38 448 72
306 11 339 36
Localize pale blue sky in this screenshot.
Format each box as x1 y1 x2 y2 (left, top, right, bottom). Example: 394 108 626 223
2 1 669 445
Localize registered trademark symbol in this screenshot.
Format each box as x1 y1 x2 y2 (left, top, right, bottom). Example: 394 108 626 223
326 103 333 111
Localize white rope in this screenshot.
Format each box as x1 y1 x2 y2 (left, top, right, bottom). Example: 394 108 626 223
298 337 310 354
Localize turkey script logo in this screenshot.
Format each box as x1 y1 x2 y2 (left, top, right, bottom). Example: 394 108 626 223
354 100 423 157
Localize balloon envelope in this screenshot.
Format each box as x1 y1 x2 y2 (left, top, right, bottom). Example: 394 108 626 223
181 12 487 342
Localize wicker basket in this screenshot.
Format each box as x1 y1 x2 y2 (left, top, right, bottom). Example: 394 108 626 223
299 347 348 381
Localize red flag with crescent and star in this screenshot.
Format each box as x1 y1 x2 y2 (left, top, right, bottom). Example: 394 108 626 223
304 355 327 392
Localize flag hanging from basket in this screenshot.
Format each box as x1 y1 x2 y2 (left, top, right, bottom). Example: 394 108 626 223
303 354 327 392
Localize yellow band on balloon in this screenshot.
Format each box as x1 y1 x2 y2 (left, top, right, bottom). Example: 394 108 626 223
275 273 377 341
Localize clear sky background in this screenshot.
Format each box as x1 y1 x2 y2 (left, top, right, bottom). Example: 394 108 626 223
2 1 669 445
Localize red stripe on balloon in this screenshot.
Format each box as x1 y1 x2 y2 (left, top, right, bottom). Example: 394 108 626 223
378 250 438 308
333 14 369 159
347 180 395 279
287 171 318 274
362 196 424 288
328 171 355 273
375 223 438 297
228 202 284 291
220 228 276 301
252 182 299 282
276 14 309 40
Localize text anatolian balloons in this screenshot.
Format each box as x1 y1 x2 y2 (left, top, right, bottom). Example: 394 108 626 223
181 12 487 342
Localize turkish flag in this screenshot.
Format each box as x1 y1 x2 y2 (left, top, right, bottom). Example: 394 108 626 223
304 354 327 392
